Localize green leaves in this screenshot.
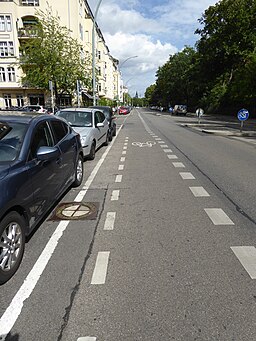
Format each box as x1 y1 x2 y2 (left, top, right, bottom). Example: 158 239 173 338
19 6 91 99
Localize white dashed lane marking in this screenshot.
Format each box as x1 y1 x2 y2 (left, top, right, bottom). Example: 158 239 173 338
167 155 178 159
231 246 256 279
120 157 125 162
111 190 120 201
160 145 168 148
122 151 127 155
91 252 110 284
163 149 173 153
155 138 161 141
118 164 124 170
158 141 165 144
189 186 210 197
77 337 96 341
123 146 127 150
104 212 116 230
115 175 122 183
204 208 234 225
173 162 185 168
179 172 195 179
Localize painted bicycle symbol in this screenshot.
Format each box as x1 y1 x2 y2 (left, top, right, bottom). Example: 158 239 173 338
132 141 156 148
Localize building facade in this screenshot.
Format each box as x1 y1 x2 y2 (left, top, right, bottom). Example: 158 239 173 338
0 0 121 109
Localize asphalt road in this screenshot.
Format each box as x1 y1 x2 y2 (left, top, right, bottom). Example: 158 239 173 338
1 108 256 341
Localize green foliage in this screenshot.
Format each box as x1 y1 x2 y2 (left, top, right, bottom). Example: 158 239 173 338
19 7 91 100
146 0 256 116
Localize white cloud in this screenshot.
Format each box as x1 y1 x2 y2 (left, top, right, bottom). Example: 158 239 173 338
88 0 218 96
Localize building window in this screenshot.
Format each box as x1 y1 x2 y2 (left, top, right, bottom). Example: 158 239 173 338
16 95 24 107
21 0 39 6
7 67 15 82
98 83 102 92
0 15 12 32
0 41 14 57
0 67 6 82
4 94 12 108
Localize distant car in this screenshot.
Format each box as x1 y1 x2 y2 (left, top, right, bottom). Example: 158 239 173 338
0 112 84 284
119 106 129 115
56 108 109 160
19 105 47 114
90 105 116 141
173 105 187 116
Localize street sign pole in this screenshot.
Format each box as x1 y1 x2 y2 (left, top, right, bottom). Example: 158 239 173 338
237 108 249 133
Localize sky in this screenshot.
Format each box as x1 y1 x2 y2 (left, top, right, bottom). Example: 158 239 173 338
87 0 218 97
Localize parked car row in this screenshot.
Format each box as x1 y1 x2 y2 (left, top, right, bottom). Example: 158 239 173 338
0 105 117 284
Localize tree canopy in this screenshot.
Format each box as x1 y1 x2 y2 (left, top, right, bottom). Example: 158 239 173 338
146 0 256 116
19 7 91 103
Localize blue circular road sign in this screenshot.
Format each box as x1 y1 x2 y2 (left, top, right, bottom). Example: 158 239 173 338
237 108 249 121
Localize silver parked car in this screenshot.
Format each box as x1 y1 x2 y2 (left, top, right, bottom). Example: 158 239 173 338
56 108 109 160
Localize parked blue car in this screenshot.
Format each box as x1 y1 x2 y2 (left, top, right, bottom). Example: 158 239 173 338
0 112 84 284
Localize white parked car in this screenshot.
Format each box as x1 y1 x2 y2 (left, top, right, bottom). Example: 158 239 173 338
56 107 109 160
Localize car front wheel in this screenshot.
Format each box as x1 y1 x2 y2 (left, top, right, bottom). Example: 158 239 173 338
0 212 26 285
73 155 84 187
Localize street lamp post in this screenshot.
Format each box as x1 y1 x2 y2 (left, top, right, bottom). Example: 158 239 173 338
117 55 138 104
92 0 103 106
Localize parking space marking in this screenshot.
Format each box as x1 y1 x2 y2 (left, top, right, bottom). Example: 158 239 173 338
160 145 168 148
118 164 124 170
179 172 195 180
122 151 127 155
91 252 110 284
231 246 256 279
104 212 116 230
204 208 234 225
163 149 173 153
173 162 185 168
189 186 210 197
111 190 120 201
167 155 178 159
115 175 122 183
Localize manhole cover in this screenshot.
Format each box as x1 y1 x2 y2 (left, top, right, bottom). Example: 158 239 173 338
48 202 99 221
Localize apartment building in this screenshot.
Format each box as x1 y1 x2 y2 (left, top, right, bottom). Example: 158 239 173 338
0 0 120 109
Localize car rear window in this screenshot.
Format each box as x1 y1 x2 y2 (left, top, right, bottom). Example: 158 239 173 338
0 122 27 162
57 111 93 127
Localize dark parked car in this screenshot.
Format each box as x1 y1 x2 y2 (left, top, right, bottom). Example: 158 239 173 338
0 112 84 284
90 106 116 141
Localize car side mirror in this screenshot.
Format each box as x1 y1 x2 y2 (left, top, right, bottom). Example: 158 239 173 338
37 146 60 161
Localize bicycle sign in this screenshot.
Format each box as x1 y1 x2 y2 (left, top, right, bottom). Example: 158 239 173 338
237 108 249 133
237 108 249 121
132 141 156 148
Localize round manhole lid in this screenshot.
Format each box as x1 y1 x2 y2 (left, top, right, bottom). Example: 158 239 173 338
49 202 99 221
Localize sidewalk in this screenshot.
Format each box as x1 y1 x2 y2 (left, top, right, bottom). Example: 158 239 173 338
183 113 256 138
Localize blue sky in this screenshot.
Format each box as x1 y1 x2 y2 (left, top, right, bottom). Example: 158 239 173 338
88 0 218 97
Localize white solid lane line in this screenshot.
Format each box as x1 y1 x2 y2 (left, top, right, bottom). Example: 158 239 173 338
118 164 124 171
167 155 178 159
204 208 234 225
0 123 124 339
179 172 195 179
189 186 210 197
231 246 256 279
115 175 122 183
111 190 120 201
91 252 110 284
104 212 116 231
77 337 96 341
173 162 185 168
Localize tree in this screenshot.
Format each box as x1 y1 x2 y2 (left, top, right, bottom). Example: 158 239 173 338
19 7 91 104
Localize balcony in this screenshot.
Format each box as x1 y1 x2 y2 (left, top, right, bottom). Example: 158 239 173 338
18 27 38 39
20 0 39 6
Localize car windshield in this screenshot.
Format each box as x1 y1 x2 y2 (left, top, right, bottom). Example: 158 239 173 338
0 121 27 162
57 111 92 127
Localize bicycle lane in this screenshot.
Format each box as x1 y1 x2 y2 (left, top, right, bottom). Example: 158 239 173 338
61 110 256 341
